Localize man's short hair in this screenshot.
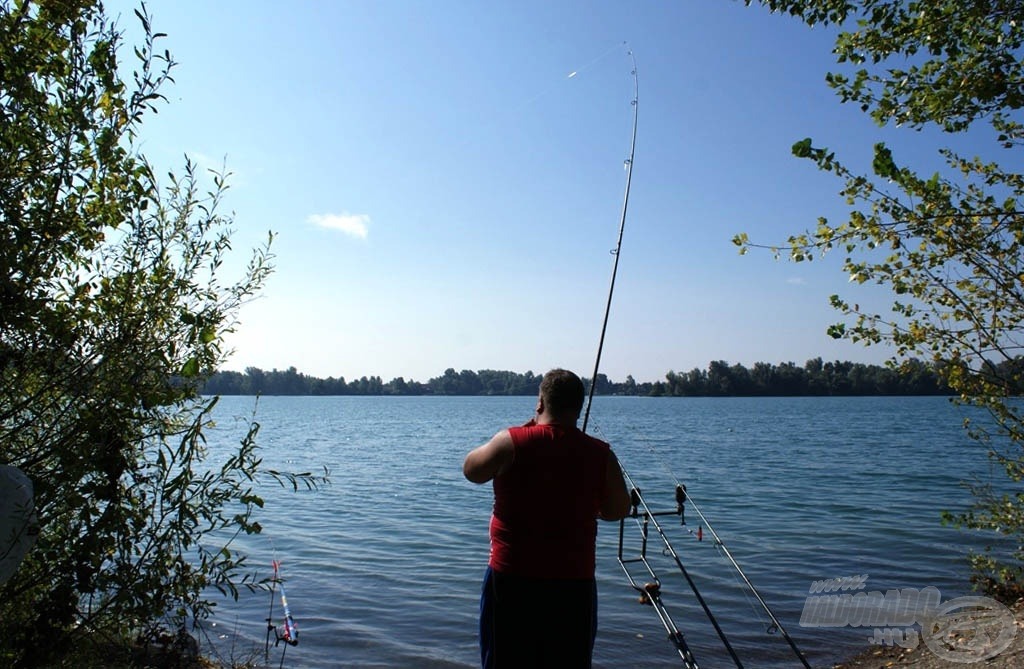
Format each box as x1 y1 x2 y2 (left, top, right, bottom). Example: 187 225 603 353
540 369 585 416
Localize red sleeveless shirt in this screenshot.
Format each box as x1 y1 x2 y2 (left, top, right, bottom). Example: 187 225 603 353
488 423 612 579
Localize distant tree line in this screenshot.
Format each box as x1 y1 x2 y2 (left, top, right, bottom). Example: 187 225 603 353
196 357 1022 397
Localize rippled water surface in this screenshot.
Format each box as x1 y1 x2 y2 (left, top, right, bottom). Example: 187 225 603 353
200 395 998 668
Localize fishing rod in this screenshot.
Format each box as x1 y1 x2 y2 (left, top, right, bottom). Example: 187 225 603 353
655 463 813 668
615 465 813 668
616 473 740 668
573 45 718 666
265 559 299 669
578 48 810 668
581 44 637 436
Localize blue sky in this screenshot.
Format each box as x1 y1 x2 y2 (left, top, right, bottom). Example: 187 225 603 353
105 1 975 383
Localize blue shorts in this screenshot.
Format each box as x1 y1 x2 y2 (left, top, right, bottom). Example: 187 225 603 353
479 566 597 669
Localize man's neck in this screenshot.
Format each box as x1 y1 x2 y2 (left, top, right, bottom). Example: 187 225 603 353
536 413 578 428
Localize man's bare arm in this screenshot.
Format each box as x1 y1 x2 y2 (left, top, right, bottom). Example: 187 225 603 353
599 451 631 521
463 430 514 484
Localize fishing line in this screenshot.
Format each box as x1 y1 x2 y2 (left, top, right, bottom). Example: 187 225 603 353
510 40 626 115
451 40 628 157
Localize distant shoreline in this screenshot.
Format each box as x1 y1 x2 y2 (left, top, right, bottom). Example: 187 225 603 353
199 358 957 398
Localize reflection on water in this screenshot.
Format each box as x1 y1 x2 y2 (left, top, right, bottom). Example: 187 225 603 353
201 395 994 668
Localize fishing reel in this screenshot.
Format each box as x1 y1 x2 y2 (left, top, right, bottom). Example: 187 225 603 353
269 613 298 648
638 581 661 605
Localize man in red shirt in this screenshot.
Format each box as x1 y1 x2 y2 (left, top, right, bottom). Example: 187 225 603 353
464 369 631 668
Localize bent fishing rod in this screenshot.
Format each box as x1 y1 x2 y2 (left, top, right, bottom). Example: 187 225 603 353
575 45 713 666
581 45 637 437
578 48 810 669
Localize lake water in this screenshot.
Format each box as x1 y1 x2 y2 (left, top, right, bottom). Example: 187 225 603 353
198 395 1003 668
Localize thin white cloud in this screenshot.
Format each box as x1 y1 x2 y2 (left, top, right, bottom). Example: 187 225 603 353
308 212 370 239
786 277 806 285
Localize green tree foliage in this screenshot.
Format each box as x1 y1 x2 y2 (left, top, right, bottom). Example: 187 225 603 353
736 0 1024 597
200 360 949 397
663 357 947 396
0 1 321 663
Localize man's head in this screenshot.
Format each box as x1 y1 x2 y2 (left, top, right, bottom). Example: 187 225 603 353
538 368 586 420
